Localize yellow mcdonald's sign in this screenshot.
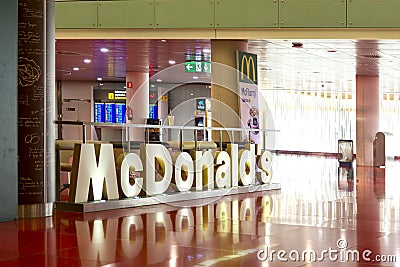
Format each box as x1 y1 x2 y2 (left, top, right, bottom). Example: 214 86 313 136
237 51 258 84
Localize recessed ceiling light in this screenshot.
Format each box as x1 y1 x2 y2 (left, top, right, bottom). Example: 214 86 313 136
73 67 79 71
193 76 199 80
203 48 211 53
100 48 109 53
97 77 102 81
168 60 176 65
83 59 91 64
161 40 167 42
156 79 162 82
190 93 194 96
151 85 155 88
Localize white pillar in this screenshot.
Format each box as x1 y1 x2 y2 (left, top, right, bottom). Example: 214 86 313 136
356 75 379 166
126 72 149 141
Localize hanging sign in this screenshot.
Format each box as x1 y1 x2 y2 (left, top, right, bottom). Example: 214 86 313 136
237 51 260 144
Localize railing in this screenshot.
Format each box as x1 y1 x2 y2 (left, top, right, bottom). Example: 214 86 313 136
54 120 279 151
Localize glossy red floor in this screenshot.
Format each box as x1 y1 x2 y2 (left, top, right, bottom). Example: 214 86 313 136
1 155 399 266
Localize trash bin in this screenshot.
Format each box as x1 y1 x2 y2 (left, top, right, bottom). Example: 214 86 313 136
374 132 396 167
338 139 354 167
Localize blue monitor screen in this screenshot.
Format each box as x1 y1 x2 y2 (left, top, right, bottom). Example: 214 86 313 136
196 99 206 110
94 103 105 122
115 103 126 123
149 105 158 119
105 103 116 123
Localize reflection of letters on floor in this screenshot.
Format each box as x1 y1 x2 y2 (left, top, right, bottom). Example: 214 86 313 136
76 218 119 263
74 196 273 265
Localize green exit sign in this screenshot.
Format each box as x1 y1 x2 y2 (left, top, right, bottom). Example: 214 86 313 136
185 61 211 73
203 62 211 73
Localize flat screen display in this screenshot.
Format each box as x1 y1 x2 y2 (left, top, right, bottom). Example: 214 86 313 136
105 103 116 123
94 103 105 122
149 105 158 119
196 99 206 110
115 103 126 123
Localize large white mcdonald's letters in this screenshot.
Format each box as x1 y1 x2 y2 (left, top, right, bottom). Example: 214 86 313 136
257 150 273 184
75 144 119 203
173 152 194 192
239 145 256 186
215 151 231 188
141 144 173 196
73 143 272 203
120 152 143 198
195 150 214 191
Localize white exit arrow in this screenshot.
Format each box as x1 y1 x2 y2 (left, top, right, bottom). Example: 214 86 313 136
186 64 193 71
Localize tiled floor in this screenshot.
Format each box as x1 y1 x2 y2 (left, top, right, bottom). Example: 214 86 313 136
1 154 400 266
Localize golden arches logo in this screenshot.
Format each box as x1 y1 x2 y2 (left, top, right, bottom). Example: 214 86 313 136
241 55 257 83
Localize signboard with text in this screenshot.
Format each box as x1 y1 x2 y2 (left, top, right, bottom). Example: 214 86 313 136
68 143 273 203
236 51 260 144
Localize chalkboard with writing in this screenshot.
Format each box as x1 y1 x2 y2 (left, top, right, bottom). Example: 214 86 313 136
17 0 45 204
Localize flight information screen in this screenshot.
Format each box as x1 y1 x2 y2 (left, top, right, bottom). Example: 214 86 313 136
94 103 105 122
115 103 126 123
104 103 116 123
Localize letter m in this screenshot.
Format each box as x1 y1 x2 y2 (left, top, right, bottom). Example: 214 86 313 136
71 143 119 203
241 55 257 83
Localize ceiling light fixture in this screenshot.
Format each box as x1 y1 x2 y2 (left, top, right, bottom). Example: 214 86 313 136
83 59 91 64
100 48 109 53
73 67 79 71
97 77 102 81
161 40 167 42
193 76 199 80
168 60 176 65
156 79 162 82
